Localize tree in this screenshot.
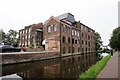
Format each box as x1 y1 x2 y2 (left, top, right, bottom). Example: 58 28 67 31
95 32 103 60
1 29 18 47
0 29 6 44
109 27 120 51
95 32 102 51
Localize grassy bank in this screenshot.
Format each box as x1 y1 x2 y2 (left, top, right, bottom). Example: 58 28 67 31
80 54 111 80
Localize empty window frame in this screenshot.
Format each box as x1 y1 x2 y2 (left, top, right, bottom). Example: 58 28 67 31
53 24 57 32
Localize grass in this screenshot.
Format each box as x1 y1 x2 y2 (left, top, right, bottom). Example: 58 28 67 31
79 54 111 80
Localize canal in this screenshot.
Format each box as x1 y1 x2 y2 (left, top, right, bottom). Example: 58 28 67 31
2 54 96 79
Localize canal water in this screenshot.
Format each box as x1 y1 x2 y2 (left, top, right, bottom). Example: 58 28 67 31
2 54 96 79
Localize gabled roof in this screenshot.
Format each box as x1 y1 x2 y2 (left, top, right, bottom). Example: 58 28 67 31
44 16 60 26
58 13 75 23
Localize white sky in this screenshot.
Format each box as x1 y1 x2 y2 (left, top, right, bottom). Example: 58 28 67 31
0 0 119 45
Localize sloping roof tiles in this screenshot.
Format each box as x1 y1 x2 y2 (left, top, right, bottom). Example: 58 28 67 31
58 13 75 23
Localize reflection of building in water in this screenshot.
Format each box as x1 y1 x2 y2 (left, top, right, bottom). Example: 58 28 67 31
43 64 60 77
2 54 96 79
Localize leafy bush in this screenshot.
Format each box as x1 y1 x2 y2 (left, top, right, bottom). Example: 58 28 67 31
36 45 43 49
28 45 33 49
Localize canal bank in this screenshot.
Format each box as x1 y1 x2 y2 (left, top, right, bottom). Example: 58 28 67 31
2 53 96 79
1 51 60 65
1 51 85 65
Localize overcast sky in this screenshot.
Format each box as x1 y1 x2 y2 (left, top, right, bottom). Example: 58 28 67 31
0 0 119 45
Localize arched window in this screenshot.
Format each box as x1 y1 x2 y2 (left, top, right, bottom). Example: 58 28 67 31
72 38 74 44
75 40 77 44
78 31 80 37
75 30 77 35
68 38 70 44
68 47 71 53
53 24 57 32
62 36 66 43
47 25 51 32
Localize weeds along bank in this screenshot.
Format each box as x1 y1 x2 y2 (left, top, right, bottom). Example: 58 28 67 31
80 54 111 79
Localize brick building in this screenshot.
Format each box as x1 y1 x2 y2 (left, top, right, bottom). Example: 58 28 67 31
43 13 96 57
18 13 96 57
18 23 43 48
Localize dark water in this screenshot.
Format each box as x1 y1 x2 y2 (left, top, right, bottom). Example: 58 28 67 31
2 54 96 79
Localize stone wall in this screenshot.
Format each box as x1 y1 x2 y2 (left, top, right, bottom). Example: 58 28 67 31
1 51 60 65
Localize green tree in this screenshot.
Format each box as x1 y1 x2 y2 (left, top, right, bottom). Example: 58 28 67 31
109 27 120 51
95 32 103 60
2 29 18 46
0 29 6 44
95 32 102 51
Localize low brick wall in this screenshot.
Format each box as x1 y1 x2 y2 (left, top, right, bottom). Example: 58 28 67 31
1 51 60 65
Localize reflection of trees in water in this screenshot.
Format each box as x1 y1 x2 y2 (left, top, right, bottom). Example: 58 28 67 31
2 54 96 79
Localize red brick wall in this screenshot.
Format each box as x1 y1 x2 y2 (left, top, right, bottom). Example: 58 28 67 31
2 52 60 65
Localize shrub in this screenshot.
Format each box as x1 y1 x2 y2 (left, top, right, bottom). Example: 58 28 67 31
28 45 33 49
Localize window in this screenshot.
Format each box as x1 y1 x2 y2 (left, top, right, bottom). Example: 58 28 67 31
81 25 83 30
75 40 77 44
78 47 80 52
53 24 57 32
29 34 30 38
82 33 83 37
63 47 66 54
88 42 90 47
25 35 27 38
65 25 67 33
62 36 66 43
72 38 74 44
68 47 70 53
68 38 70 44
78 39 80 44
78 31 80 36
28 28 30 33
47 25 51 32
72 30 74 35
89 48 90 51
82 40 84 45
86 41 87 45
68 27 70 34
75 30 77 35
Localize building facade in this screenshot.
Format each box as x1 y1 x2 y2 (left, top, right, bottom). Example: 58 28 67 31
43 13 96 57
18 13 96 57
18 23 43 48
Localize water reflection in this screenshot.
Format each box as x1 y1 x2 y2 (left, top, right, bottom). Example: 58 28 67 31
2 54 96 79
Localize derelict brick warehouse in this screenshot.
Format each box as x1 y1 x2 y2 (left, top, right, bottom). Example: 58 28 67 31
18 13 96 58
43 13 96 57
18 23 43 48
